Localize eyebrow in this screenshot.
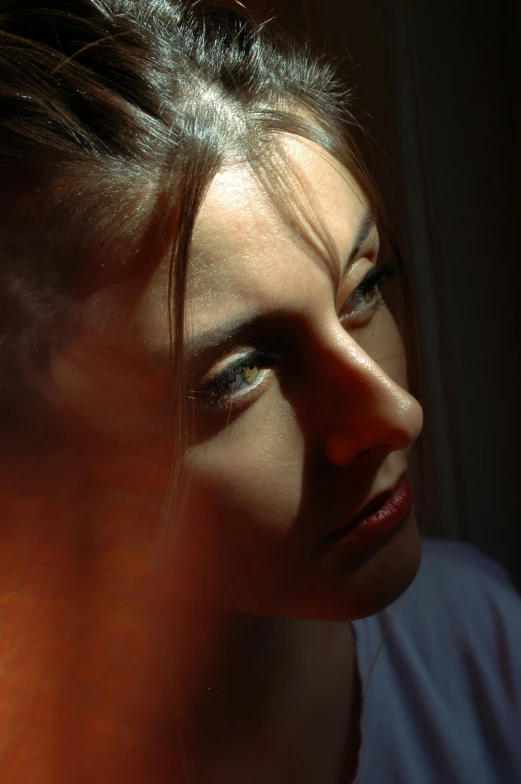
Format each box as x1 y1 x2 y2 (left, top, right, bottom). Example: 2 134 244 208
187 209 377 359
345 211 377 276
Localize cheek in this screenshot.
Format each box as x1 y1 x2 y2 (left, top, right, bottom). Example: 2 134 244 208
357 309 409 389
174 395 306 608
50 308 173 446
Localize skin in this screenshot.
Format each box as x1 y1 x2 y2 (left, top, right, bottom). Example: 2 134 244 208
0 136 423 782
120 135 424 780
134 135 423 622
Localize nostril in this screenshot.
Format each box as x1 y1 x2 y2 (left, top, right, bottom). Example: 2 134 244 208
324 416 421 468
324 432 356 466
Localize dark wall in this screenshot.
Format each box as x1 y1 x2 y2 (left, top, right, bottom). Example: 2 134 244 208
246 0 521 586
381 0 521 583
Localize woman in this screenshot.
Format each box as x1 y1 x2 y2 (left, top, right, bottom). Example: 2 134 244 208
0 1 520 782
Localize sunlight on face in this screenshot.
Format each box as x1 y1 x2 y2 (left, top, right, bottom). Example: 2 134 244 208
54 136 423 621
146 137 424 620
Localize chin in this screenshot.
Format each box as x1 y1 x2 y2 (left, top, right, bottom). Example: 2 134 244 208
291 513 423 622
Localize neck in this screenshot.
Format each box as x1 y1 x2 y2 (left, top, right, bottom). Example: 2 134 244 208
0 455 178 781
0 457 362 784
170 611 360 784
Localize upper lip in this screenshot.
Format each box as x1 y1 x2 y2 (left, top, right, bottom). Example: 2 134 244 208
324 472 406 540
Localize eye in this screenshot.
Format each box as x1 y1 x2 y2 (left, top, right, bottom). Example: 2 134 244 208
342 262 397 320
191 349 275 409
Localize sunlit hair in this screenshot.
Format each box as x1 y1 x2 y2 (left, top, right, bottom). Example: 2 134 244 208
0 0 419 496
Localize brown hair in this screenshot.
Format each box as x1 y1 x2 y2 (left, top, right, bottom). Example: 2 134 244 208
0 0 419 488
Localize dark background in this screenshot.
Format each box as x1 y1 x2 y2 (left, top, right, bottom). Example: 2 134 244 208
244 0 521 588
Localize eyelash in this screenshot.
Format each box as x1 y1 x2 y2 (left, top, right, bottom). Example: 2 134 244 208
195 262 397 409
343 262 396 317
195 349 275 409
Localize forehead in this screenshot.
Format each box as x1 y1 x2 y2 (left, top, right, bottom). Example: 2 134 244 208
187 137 369 322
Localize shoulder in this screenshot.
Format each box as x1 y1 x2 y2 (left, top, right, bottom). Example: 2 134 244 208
382 536 521 708
356 535 521 692
356 535 521 646
353 539 521 783
395 536 521 647
418 535 514 590
412 535 519 627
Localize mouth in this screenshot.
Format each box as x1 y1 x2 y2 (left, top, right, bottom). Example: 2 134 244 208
322 473 413 548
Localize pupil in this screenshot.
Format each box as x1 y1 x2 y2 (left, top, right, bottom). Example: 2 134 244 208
242 363 259 384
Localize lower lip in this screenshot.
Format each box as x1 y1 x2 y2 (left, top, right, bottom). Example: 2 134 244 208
324 475 413 547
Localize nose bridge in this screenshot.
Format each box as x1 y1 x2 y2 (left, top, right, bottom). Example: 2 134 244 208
313 324 423 466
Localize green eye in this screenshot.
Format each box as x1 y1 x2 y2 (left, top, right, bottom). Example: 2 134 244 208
345 263 397 316
242 363 260 385
362 285 378 304
196 350 272 408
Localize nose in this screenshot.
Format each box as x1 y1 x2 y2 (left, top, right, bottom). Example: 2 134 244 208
312 328 423 467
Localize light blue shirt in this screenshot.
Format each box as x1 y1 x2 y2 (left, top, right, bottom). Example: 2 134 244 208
352 537 521 783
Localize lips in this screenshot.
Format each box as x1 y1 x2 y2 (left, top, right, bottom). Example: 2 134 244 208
323 473 413 546
348 477 401 525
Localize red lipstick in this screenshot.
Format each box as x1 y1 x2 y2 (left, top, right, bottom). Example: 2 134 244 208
324 474 413 547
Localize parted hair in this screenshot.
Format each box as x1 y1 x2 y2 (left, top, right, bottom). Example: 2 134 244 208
0 0 418 462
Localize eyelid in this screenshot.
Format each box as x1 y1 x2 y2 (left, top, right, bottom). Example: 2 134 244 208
191 254 394 407
193 347 282 409
340 261 397 315
199 349 256 387
337 257 375 304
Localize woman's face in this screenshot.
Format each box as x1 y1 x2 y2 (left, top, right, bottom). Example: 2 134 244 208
54 136 423 621
139 137 423 621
